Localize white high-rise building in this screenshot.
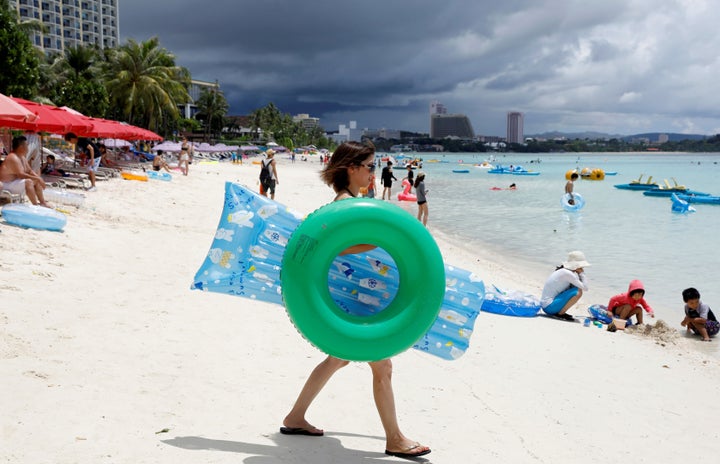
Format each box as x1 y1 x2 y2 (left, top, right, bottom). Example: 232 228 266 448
506 111 524 144
292 113 321 130
9 0 120 54
330 120 364 144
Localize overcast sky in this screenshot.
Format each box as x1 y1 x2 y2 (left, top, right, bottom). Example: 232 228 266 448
120 0 720 136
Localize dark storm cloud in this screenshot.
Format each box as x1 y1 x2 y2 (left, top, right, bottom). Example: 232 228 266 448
119 0 720 135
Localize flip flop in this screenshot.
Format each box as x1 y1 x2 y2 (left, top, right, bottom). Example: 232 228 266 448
385 444 431 458
279 426 324 436
541 313 577 323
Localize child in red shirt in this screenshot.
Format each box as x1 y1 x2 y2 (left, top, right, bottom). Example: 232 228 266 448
607 279 655 325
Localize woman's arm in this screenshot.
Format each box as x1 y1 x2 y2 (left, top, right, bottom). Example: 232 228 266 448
568 270 588 291
339 244 376 255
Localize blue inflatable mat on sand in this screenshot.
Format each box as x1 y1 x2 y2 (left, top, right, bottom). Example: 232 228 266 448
587 304 635 327
191 182 486 360
481 286 541 317
588 304 613 324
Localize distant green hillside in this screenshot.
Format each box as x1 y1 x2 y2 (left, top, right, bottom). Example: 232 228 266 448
530 131 708 142
621 133 707 142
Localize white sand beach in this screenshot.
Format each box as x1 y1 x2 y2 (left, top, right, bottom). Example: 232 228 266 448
2 158 719 463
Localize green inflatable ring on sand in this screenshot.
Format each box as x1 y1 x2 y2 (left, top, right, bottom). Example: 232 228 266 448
281 198 445 361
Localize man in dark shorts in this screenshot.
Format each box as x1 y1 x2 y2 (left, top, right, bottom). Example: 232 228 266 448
381 161 397 200
260 149 279 200
65 132 99 191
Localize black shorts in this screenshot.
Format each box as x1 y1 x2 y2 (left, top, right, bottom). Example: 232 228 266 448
417 200 427 205
264 179 276 194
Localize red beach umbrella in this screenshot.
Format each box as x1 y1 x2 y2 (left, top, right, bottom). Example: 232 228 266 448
9 98 93 134
76 117 133 138
127 126 162 141
0 92 38 126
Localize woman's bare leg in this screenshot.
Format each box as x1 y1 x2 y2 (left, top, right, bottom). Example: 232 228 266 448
369 359 430 455
283 356 349 433
558 289 583 315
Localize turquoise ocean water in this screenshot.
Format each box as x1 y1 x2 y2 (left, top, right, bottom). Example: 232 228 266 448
388 152 720 329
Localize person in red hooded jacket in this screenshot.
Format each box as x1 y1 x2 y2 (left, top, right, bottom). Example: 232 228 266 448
607 280 655 325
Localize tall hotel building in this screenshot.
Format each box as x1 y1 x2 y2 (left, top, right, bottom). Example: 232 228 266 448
506 111 524 144
9 0 120 54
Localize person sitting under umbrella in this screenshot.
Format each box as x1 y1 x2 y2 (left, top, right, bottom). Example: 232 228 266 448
0 135 49 206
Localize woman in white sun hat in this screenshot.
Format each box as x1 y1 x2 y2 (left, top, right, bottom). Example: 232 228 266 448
540 251 590 320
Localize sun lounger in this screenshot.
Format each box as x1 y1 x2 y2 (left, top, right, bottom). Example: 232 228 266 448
58 166 112 181
0 189 25 205
42 174 91 190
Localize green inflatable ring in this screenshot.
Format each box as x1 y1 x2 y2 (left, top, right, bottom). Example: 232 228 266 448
281 198 445 361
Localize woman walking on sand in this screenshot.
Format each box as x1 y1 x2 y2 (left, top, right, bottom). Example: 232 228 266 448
280 140 431 459
179 137 191 176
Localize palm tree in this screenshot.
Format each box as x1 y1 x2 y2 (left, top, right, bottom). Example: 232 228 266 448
250 103 283 141
0 0 39 97
37 45 110 116
195 86 229 141
104 37 190 132
56 45 101 80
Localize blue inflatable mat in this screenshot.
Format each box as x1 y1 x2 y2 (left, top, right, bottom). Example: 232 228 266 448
146 170 172 181
191 182 486 360
588 304 612 324
481 286 541 317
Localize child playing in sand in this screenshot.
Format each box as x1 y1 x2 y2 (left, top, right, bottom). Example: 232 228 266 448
680 287 718 342
607 280 655 325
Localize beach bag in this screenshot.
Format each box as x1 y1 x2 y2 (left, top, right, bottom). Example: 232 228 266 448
259 160 270 184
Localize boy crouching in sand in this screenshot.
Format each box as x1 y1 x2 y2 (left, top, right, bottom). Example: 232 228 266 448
681 287 719 342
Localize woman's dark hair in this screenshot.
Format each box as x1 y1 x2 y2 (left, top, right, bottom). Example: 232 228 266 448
320 141 375 192
571 173 579 180
682 287 700 302
413 173 425 188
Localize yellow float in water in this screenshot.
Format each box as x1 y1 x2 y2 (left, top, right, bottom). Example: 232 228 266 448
582 168 605 181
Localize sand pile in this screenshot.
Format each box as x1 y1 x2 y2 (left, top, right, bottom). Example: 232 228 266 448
626 319 679 345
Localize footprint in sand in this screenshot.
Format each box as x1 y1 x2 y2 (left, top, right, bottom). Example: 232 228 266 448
32 270 55 280
23 370 49 380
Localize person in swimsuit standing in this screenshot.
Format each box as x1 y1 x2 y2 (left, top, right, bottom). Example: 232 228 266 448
179 137 191 176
